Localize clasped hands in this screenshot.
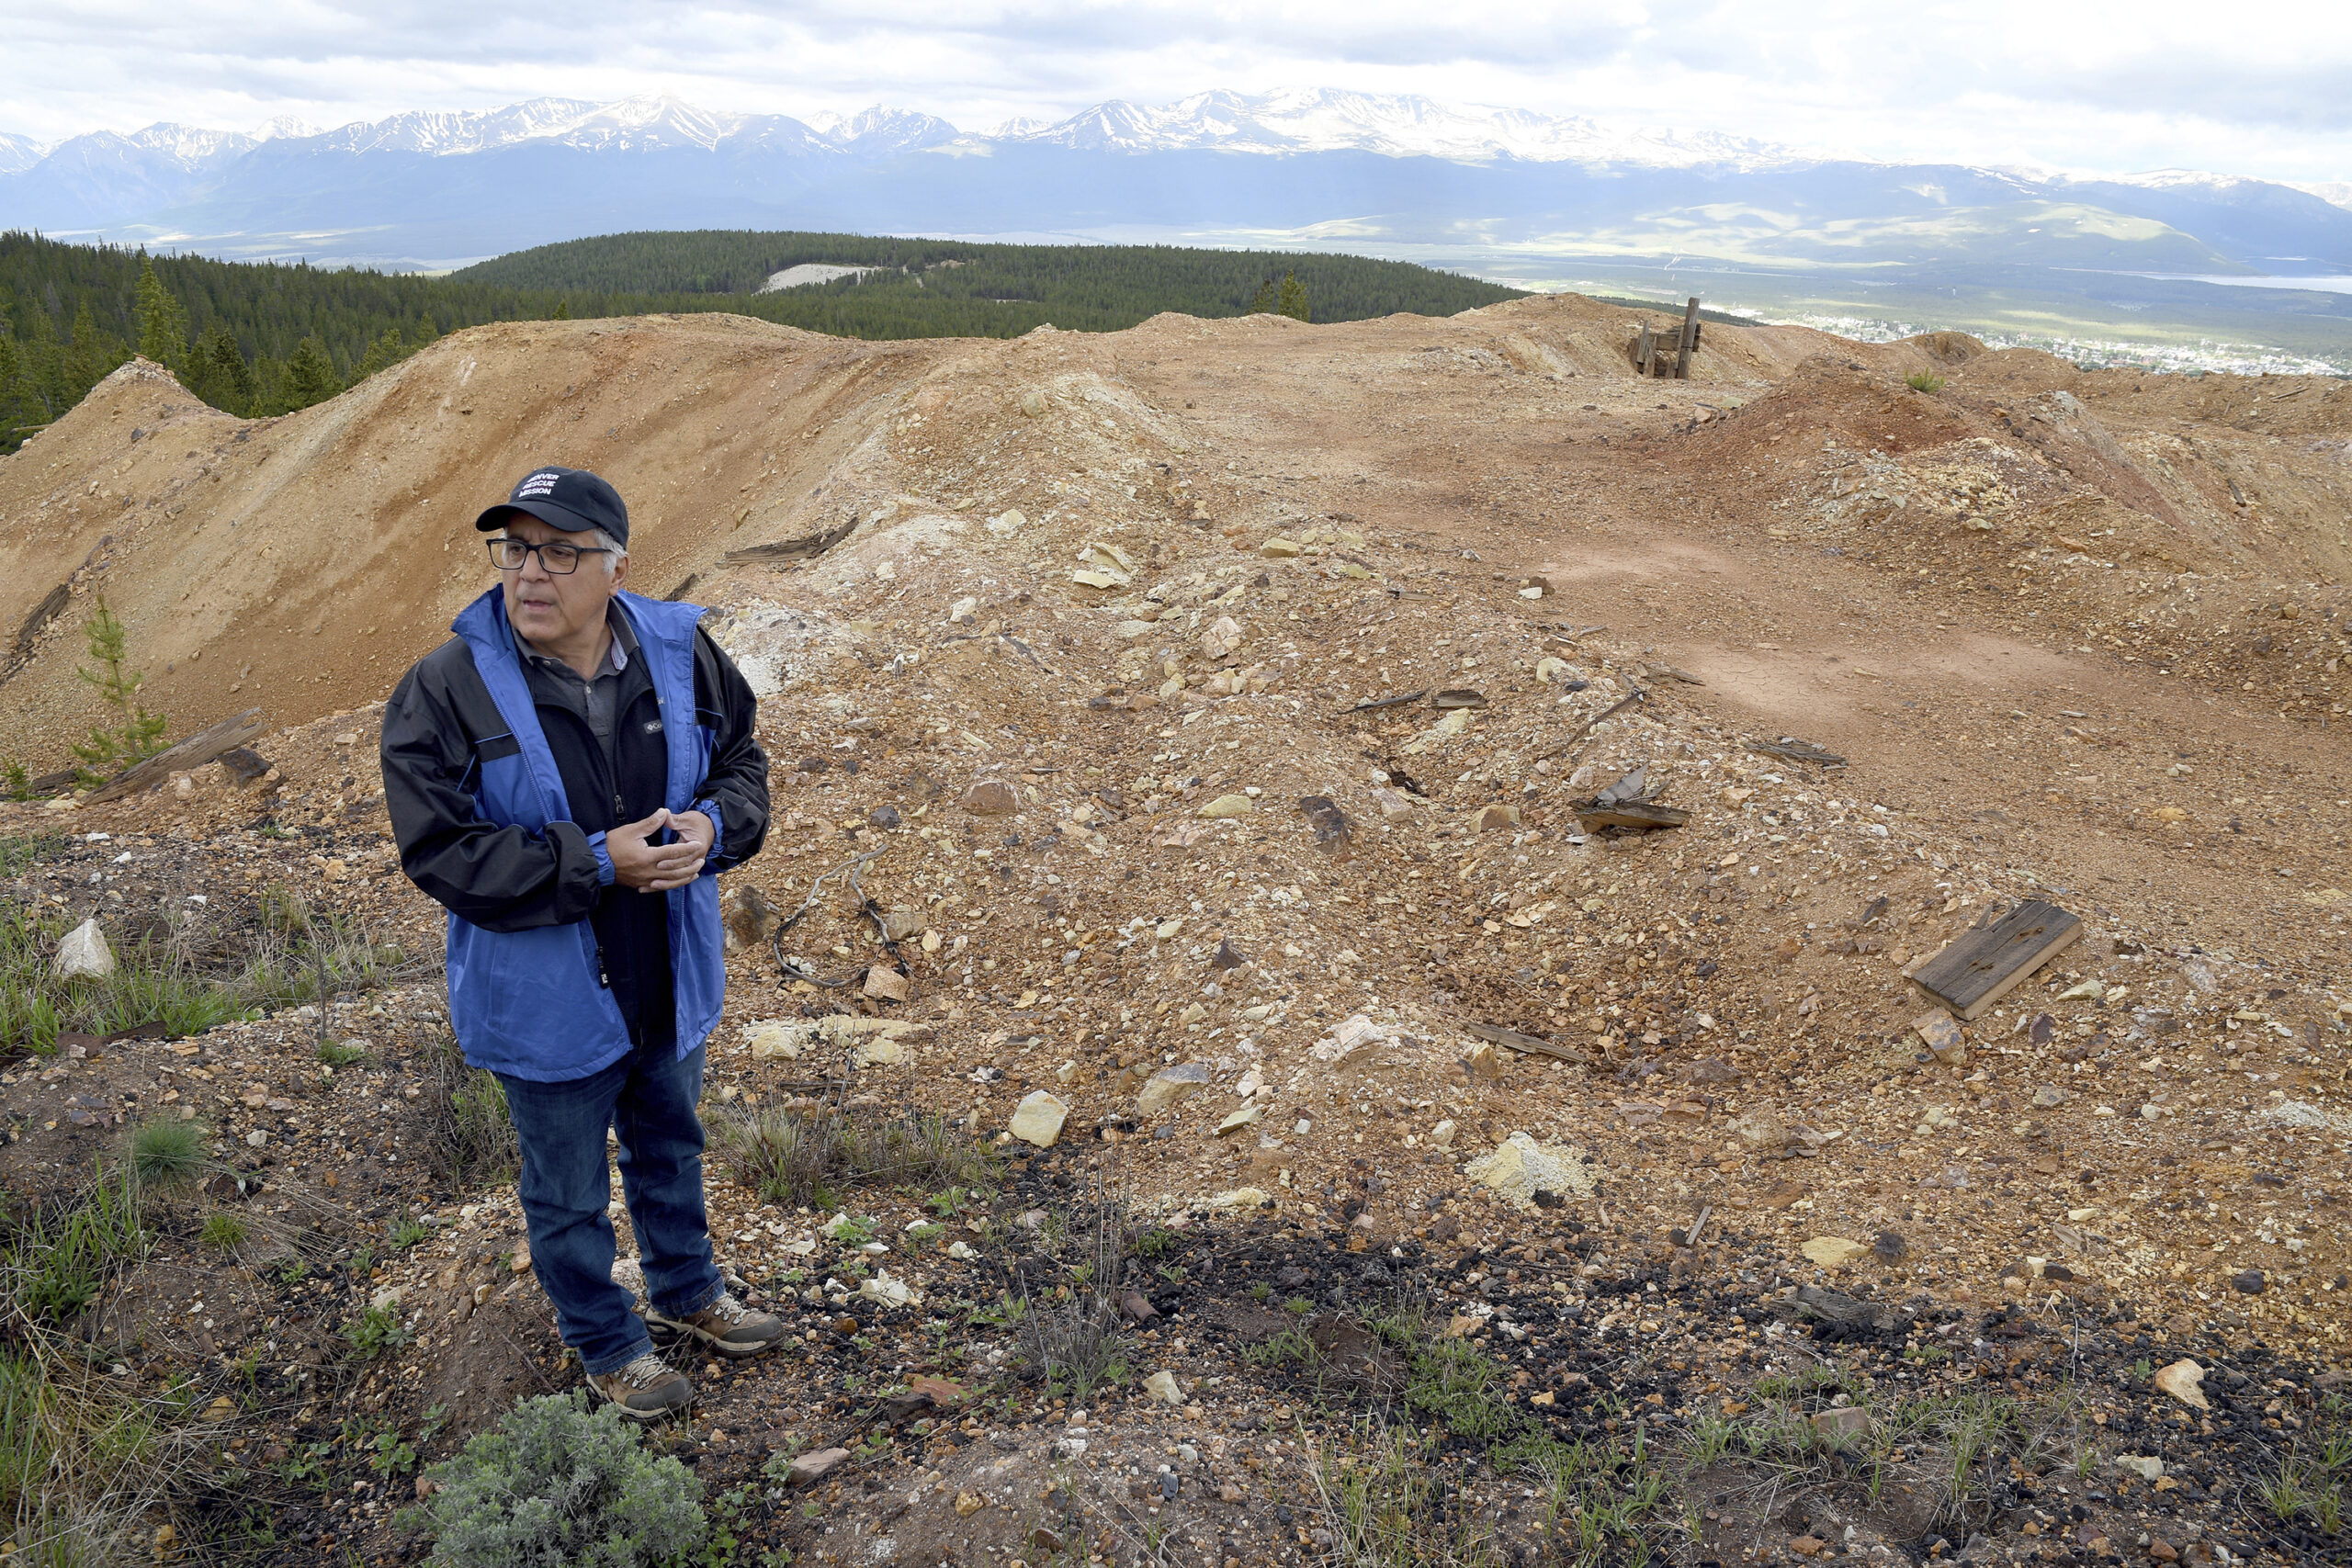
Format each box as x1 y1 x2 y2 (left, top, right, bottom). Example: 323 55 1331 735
605 808 714 892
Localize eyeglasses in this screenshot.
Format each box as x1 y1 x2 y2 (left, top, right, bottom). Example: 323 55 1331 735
487 537 613 574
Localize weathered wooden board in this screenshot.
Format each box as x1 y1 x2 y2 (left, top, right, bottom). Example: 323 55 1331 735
1461 1021 1590 1066
85 707 266 805
720 516 857 567
1910 898 2083 1020
1573 799 1690 832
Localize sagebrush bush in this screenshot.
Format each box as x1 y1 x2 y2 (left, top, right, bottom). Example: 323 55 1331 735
421 1391 704 1568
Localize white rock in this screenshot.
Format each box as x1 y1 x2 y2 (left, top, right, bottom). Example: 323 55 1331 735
1143 1370 1185 1406
1216 1104 1263 1137
51 919 115 981
857 1269 923 1308
1464 1133 1596 1208
2115 1454 2164 1482
850 1037 907 1068
1009 1091 1069 1147
1430 1120 1457 1148
987 508 1027 536
1136 1062 1212 1117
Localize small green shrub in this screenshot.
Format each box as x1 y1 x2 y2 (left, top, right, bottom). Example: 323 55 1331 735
200 1213 249 1251
317 1039 367 1067
390 1214 432 1250
420 1391 705 1568
1905 370 1946 393
128 1116 207 1189
345 1303 412 1359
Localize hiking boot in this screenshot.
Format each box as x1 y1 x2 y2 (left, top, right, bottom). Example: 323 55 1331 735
585 1352 694 1420
644 1292 788 1359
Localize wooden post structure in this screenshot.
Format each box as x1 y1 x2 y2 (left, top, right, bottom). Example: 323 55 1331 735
1674 296 1700 380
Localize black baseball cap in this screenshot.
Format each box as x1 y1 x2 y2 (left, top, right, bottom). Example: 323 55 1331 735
474 465 629 546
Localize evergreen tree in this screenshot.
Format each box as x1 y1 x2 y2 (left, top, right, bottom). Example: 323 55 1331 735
133 254 188 370
187 323 256 414
71 596 169 784
282 335 341 409
549 299 571 320
1250 277 1278 313
353 325 408 381
1277 271 1309 323
62 299 123 403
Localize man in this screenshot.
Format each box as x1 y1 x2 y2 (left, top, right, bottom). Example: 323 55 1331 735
381 464 784 1418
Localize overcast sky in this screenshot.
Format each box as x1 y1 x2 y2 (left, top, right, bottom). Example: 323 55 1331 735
8 1 2348 182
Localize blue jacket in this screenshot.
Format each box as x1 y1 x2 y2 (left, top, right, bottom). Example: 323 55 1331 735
381 585 767 1081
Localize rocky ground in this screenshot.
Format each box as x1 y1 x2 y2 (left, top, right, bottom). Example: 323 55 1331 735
0 297 2346 1564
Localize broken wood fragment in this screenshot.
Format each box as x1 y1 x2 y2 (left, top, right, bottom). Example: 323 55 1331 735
1746 736 1846 767
1347 689 1426 712
1532 689 1646 761
1460 1021 1589 1066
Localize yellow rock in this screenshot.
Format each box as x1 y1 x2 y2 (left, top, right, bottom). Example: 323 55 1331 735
1199 794 1254 818
2152 1359 2209 1410
1259 537 1303 558
1801 1236 1870 1269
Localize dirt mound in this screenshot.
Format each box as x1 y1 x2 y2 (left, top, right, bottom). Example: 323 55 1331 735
1 293 2347 1563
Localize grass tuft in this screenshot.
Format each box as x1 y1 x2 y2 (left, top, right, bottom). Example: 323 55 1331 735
126 1116 207 1190
713 1103 997 1209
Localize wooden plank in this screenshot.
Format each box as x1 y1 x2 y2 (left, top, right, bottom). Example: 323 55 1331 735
1911 899 2083 1021
11 583 69 665
1461 1021 1590 1066
84 707 266 805
1675 296 1700 379
720 516 857 567
1634 323 1654 371
1572 799 1690 833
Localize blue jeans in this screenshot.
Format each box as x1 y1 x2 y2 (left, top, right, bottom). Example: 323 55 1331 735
497 1029 724 1376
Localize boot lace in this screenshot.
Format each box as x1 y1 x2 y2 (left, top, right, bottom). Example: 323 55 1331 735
705 1292 752 1325
613 1353 673 1389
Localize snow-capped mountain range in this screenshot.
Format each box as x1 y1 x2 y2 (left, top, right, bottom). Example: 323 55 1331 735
1 88 1801 173
2 85 2346 357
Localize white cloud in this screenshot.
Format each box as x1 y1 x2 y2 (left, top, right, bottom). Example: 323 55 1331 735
5 0 2347 182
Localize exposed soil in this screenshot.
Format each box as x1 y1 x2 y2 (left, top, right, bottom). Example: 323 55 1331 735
0 296 2346 1564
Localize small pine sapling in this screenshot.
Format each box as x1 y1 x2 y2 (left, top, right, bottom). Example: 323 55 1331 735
71 596 168 784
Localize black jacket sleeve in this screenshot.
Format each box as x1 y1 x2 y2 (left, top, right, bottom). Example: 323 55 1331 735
380 642 607 932
690 627 770 873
